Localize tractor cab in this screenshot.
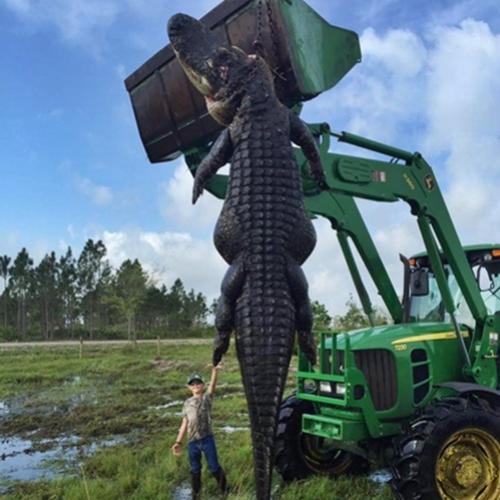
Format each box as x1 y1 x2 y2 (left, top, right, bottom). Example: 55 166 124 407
407 244 500 327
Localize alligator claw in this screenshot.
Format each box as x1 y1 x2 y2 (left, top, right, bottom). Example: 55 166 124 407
192 183 203 204
213 331 230 365
298 330 317 365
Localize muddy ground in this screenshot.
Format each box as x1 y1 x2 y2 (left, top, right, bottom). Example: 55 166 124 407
0 342 392 499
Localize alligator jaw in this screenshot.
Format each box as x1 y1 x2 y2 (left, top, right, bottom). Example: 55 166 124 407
167 13 220 97
168 14 257 125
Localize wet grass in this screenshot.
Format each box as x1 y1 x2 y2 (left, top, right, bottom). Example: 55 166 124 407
0 342 393 499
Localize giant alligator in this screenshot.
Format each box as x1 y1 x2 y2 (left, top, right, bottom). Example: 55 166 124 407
168 14 326 499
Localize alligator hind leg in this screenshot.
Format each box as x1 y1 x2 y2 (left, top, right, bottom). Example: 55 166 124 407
213 256 246 365
286 255 316 365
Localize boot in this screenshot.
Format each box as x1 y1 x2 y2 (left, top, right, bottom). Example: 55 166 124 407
212 467 228 494
191 471 201 500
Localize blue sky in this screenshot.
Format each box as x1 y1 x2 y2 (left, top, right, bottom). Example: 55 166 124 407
1 0 500 314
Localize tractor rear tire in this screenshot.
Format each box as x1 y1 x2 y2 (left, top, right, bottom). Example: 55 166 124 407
274 393 369 482
390 395 500 500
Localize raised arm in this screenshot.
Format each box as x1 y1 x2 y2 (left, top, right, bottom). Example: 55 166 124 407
207 364 222 395
192 129 233 204
289 111 327 189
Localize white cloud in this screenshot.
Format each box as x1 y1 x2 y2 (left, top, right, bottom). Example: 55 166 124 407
160 161 225 230
424 20 500 159
303 17 500 315
362 27 427 77
2 0 221 56
304 26 427 144
423 19 500 241
100 228 226 298
74 175 114 206
3 0 119 55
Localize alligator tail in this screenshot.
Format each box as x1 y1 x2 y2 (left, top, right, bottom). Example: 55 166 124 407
235 252 295 500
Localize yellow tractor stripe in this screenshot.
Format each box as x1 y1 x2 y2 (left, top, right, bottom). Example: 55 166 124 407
392 331 469 345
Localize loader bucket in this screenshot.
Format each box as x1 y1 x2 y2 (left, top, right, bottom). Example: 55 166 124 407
125 0 361 163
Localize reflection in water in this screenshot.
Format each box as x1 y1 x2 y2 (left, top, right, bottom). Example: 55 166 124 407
220 425 248 433
370 469 392 483
0 434 129 490
1 436 56 482
172 481 192 500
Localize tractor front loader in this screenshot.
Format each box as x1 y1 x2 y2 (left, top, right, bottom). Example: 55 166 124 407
125 1 500 498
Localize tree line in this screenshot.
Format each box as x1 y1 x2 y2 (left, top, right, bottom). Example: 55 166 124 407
0 240 387 342
0 239 211 341
312 296 388 331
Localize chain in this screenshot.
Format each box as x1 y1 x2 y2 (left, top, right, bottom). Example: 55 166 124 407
253 0 265 57
266 0 286 81
253 0 286 81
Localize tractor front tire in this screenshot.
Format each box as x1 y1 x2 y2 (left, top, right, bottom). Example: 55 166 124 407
391 396 500 499
274 393 368 482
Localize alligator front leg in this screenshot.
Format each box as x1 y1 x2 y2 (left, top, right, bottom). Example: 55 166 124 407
286 255 316 365
213 255 245 365
192 129 233 204
289 111 327 189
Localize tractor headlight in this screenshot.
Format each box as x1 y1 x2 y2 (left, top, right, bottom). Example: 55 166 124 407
320 381 332 393
319 382 346 396
335 383 346 396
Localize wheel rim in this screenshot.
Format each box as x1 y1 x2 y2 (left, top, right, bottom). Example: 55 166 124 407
300 434 353 475
435 427 500 499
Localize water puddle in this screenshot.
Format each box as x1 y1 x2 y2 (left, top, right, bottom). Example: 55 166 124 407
149 400 183 411
0 434 129 489
172 481 191 500
370 469 392 483
220 425 248 433
1 436 56 482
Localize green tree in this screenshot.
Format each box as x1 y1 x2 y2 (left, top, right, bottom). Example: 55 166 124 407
9 248 34 339
311 300 332 330
165 278 186 331
332 295 388 331
112 259 148 340
77 239 107 339
183 289 209 327
57 247 78 337
209 298 218 318
138 284 168 331
34 252 58 339
0 255 11 328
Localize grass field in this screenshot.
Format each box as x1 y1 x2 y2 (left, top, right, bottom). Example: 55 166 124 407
0 342 393 499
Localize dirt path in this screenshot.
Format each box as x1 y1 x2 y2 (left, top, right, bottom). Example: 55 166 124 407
0 338 212 350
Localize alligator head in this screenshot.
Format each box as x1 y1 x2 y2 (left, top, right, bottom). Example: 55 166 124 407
168 13 274 126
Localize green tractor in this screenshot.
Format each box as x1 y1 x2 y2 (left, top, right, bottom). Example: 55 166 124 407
125 1 500 498
276 240 500 499
268 122 500 499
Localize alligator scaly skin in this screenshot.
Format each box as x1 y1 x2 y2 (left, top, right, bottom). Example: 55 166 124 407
168 15 325 498
198 97 323 499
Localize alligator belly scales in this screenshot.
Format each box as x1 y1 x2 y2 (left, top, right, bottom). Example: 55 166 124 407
168 14 325 499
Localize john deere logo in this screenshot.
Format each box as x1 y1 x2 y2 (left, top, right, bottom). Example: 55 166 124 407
424 175 435 190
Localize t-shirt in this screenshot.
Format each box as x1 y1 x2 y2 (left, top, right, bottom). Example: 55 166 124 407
182 392 213 441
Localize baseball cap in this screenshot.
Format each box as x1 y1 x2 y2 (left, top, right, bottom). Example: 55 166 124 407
187 373 204 385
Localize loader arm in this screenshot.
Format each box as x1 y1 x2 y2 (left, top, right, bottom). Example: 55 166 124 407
185 123 497 387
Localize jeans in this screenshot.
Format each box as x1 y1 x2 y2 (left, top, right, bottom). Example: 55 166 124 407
188 434 221 474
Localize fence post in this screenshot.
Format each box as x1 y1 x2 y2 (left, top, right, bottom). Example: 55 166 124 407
156 336 161 357
79 336 83 359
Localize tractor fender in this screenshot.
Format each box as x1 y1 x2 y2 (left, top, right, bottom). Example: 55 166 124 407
436 381 500 407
